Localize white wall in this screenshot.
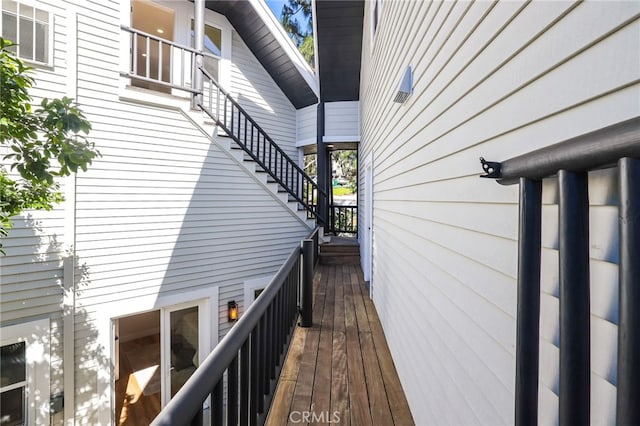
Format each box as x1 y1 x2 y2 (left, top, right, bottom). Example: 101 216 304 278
296 103 317 147
0 1 74 423
230 32 298 161
1 0 311 424
324 101 360 142
359 1 640 424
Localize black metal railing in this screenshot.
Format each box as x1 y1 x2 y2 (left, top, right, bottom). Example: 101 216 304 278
481 117 640 426
198 67 324 222
151 228 320 426
329 204 357 234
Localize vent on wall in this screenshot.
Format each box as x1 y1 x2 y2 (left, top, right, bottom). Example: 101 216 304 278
393 66 413 103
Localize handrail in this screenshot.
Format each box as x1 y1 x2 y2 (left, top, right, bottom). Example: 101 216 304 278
120 25 217 94
329 204 357 235
480 117 640 425
151 227 321 425
198 66 325 222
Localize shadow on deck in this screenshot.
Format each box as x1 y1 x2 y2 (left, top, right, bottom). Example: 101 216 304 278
266 263 415 426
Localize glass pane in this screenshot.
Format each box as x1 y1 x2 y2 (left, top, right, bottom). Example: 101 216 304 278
2 0 17 14
35 8 47 23
34 21 47 63
190 20 222 56
18 16 33 60
0 388 25 426
203 56 218 82
169 306 198 397
1 342 25 387
18 3 31 19
1 11 17 44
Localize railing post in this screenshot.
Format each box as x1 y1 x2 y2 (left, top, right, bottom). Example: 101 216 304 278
617 157 640 425
300 239 314 327
192 0 204 109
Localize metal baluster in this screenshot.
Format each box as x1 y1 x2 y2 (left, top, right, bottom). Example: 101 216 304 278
558 170 590 426
617 157 640 425
240 340 250 426
227 355 239 426
158 40 163 82
145 36 150 78
514 178 542 426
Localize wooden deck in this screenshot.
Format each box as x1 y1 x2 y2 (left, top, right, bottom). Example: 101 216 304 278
267 263 414 426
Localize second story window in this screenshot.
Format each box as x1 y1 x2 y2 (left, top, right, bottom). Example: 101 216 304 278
1 0 51 65
190 20 222 82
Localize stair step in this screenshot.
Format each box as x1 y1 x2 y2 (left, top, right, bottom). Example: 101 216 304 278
319 252 360 265
320 246 360 255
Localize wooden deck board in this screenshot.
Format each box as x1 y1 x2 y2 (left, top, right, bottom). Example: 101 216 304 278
267 262 414 426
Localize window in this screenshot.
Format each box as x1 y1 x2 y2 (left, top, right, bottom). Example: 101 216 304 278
1 0 52 65
190 20 222 82
0 319 50 425
0 342 26 425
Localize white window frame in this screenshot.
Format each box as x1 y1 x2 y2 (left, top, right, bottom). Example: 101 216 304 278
0 318 51 426
92 285 219 425
0 0 54 67
244 275 273 309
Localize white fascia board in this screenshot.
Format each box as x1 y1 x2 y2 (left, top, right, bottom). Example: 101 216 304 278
250 0 320 98
296 137 317 147
323 136 361 143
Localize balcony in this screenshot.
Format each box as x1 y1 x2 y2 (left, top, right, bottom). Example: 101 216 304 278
267 262 414 425
151 232 414 425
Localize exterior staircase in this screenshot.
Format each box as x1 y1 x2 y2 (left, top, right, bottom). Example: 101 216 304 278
195 67 324 227
319 236 360 265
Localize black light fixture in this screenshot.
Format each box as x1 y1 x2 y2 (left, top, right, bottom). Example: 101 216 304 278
228 301 238 322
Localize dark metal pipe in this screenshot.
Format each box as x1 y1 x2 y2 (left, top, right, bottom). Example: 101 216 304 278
496 118 640 183
211 379 223 426
558 170 590 425
240 341 249 426
227 355 238 426
515 178 542 426
617 157 640 425
300 239 314 327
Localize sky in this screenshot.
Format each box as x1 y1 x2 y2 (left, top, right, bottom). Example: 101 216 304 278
265 0 310 33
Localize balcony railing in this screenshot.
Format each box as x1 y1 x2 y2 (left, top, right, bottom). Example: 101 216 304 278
121 25 216 94
480 117 640 425
329 204 357 235
151 228 320 426
198 66 324 221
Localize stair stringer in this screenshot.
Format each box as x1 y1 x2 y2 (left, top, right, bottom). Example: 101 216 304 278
181 108 315 230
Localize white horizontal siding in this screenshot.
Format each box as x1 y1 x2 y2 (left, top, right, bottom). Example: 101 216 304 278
296 103 317 146
360 0 640 424
324 101 359 141
62 6 309 423
230 32 298 160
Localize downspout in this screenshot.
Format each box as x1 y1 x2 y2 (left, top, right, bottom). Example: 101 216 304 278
192 0 205 109
316 102 328 228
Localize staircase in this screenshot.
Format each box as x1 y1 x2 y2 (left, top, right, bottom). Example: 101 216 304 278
319 236 360 265
196 67 324 226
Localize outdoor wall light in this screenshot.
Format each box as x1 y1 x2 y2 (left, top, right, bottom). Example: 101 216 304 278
393 65 413 103
228 301 239 322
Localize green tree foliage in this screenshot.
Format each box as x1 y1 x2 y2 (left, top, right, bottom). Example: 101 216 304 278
280 0 314 68
1 37 99 253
